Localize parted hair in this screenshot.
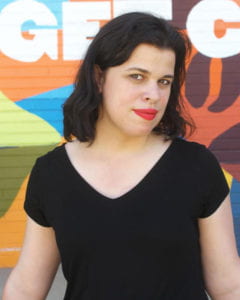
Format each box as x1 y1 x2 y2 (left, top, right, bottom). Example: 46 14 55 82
63 12 195 142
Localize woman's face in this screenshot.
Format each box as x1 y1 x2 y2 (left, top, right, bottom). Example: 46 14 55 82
97 43 176 138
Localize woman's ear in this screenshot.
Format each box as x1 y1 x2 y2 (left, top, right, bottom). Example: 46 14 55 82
94 65 104 93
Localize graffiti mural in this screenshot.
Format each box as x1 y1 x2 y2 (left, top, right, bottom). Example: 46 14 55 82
0 0 239 267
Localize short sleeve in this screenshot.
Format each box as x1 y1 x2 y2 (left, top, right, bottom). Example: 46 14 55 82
199 146 230 218
24 158 51 227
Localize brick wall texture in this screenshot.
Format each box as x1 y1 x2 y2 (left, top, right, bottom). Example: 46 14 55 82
0 0 239 267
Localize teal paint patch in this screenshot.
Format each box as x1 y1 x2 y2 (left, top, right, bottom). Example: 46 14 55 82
231 179 240 255
0 0 68 30
16 85 73 136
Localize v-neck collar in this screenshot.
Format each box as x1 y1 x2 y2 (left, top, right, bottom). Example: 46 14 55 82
60 138 178 201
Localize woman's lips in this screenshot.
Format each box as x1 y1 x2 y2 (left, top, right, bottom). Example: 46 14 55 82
133 109 158 120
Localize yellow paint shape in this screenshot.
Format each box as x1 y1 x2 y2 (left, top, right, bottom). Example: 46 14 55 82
223 168 233 188
0 92 61 147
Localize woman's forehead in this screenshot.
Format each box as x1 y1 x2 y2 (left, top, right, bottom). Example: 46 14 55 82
121 44 175 72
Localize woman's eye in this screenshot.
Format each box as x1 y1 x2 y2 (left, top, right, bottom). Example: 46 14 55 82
130 74 143 80
159 79 171 86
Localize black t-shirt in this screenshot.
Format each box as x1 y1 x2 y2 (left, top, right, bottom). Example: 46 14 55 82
24 138 229 300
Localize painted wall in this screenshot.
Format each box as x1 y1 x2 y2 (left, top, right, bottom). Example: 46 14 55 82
0 0 239 267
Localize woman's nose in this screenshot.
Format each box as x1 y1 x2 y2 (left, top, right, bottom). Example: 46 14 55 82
142 83 161 103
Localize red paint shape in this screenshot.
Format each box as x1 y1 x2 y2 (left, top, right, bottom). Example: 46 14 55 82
215 19 240 39
187 95 240 148
232 0 240 6
22 31 35 40
214 19 227 38
222 164 240 182
185 53 240 148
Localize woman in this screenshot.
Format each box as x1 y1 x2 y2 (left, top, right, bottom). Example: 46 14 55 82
3 12 240 300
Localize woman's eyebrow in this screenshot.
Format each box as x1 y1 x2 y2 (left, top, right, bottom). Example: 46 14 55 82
161 75 174 79
125 67 174 78
125 67 149 73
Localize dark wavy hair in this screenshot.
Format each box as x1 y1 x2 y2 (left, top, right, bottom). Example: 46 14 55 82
63 12 195 142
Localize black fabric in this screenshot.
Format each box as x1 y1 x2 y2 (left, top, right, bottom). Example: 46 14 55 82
24 138 229 300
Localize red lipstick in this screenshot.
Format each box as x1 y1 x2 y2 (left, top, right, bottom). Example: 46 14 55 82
133 109 158 120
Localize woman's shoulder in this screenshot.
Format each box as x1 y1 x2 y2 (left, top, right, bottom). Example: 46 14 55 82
174 137 205 150
173 137 207 156
173 137 220 166
34 143 67 169
173 137 223 174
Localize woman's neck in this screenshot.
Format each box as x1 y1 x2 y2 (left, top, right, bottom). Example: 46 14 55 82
85 128 165 159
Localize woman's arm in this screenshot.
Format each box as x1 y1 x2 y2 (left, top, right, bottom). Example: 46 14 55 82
199 195 240 300
2 217 61 300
